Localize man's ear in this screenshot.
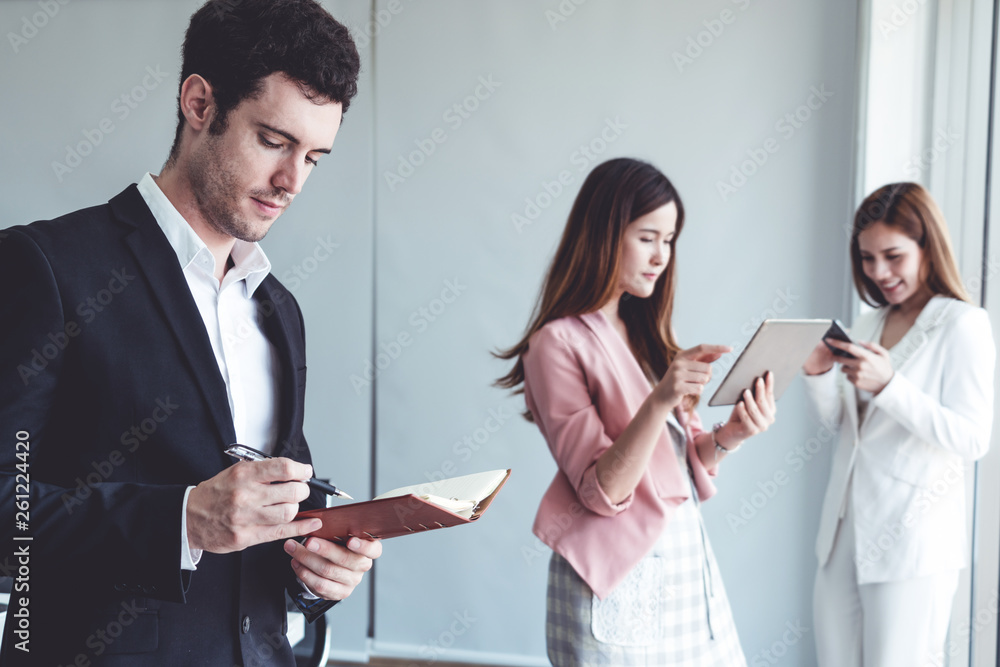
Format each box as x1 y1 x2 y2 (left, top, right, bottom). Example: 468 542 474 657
178 74 216 133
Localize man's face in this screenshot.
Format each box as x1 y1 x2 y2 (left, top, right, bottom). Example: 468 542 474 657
187 72 342 243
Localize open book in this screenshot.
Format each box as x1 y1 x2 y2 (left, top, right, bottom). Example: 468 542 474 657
296 469 511 543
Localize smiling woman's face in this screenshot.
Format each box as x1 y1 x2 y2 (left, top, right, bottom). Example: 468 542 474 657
858 221 926 307
616 201 678 300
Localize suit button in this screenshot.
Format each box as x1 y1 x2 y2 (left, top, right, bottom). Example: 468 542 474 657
242 616 251 634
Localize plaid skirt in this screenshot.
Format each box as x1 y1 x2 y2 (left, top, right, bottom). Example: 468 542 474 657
545 493 747 666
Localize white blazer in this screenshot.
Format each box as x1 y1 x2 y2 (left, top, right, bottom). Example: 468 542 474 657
804 296 995 584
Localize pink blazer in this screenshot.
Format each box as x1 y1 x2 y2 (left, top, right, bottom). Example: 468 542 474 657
523 311 717 600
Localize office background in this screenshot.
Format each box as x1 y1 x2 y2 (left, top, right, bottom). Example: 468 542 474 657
3 1 998 665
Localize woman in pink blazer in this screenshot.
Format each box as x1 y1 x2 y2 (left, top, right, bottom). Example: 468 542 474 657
496 158 777 666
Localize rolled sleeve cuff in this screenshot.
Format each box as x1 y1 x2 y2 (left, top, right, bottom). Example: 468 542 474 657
180 486 203 571
578 463 633 516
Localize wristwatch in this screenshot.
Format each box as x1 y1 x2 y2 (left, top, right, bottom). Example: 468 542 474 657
712 422 740 463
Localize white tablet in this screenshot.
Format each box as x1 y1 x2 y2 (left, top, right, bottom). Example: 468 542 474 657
708 319 833 407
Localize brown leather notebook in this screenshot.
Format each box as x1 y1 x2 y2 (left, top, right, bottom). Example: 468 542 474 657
296 469 511 543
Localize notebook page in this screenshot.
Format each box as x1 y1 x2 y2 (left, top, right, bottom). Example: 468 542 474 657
373 469 507 504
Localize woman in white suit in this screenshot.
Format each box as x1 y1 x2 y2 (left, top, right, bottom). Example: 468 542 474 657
802 182 995 666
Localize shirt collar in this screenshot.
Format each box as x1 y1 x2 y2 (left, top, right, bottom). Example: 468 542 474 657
136 172 271 296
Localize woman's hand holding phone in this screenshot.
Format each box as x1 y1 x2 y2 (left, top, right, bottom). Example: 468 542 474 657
803 321 855 375
803 340 837 376
827 339 895 394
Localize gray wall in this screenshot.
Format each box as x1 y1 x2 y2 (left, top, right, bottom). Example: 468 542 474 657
0 1 859 664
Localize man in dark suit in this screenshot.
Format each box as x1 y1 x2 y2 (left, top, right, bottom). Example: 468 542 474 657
0 1 379 664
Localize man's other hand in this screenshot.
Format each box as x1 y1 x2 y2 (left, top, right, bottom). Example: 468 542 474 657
284 536 381 601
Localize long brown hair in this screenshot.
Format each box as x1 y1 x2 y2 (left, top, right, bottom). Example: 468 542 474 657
494 158 686 420
851 182 969 307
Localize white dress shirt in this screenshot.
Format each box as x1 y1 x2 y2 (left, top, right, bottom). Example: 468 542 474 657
136 173 281 570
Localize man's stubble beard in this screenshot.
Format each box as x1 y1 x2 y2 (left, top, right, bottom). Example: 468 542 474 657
188 134 273 243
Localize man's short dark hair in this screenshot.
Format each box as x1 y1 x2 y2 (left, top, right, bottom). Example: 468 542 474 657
167 0 360 163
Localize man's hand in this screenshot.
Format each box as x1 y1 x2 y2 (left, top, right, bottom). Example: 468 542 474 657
284 536 382 601
187 458 323 553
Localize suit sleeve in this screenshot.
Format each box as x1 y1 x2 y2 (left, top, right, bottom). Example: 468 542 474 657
282 290 338 623
802 368 844 428
872 307 995 460
523 326 632 517
0 228 190 601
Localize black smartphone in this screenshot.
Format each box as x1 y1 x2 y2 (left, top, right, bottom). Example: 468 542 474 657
823 319 857 359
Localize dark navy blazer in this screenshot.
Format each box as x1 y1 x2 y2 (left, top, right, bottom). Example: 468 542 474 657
0 185 333 666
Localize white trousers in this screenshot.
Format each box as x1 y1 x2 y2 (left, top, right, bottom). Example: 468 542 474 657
813 498 960 667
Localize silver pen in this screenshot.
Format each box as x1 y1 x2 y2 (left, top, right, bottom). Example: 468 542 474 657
224 443 353 499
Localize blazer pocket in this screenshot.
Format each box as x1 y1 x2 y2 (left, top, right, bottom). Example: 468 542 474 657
84 601 159 655
887 441 940 488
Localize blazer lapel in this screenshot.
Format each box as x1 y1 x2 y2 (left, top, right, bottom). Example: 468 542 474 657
577 310 689 499
857 297 954 432
110 185 237 450
578 311 653 414
886 296 953 373
255 279 300 459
